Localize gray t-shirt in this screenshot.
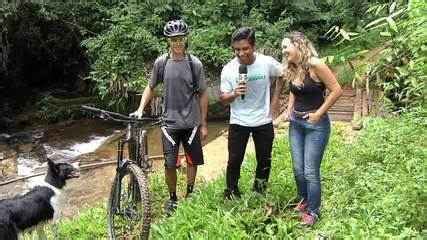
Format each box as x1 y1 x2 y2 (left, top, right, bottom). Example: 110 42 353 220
150 53 206 129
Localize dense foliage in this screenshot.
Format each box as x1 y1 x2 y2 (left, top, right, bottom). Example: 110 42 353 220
81 4 164 110
78 0 397 110
0 3 88 115
43 108 426 239
366 0 426 111
320 0 425 111
0 0 424 115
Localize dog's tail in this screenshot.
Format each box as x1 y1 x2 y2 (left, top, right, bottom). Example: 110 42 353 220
0 220 18 240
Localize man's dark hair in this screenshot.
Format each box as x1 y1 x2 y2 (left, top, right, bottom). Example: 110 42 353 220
231 27 256 46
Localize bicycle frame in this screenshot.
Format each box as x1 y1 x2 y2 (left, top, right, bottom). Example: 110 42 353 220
115 122 151 208
81 105 156 173
81 105 157 217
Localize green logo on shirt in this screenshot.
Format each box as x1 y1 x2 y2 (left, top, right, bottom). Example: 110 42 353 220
248 73 265 82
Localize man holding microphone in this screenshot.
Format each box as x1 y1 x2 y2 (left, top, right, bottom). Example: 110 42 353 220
220 27 283 199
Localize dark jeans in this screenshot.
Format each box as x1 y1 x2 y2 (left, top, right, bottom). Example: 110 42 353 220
289 113 330 215
226 123 274 192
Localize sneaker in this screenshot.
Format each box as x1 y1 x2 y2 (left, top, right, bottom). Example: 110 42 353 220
185 184 194 198
294 199 308 213
223 188 241 200
164 199 178 216
252 179 267 194
301 212 318 226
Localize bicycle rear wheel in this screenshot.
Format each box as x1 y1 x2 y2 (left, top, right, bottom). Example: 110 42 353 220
107 163 151 240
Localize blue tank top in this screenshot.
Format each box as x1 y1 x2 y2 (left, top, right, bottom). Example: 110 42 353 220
289 73 325 112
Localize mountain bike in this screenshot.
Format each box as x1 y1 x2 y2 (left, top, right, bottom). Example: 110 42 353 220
81 105 159 240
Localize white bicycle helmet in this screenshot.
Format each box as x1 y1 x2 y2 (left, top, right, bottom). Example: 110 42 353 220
163 19 189 37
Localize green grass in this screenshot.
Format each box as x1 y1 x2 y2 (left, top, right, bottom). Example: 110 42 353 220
44 110 426 239
151 115 426 239
57 206 107 239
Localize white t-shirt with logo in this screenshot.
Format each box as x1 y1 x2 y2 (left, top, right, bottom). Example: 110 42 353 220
220 53 282 127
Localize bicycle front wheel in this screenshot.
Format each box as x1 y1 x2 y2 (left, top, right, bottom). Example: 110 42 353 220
107 163 151 240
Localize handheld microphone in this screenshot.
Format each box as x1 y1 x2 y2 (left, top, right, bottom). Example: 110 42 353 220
238 64 248 100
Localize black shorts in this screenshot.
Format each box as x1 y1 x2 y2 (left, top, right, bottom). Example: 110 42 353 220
161 126 204 169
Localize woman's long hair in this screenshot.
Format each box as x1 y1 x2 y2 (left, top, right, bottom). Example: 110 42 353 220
282 32 319 86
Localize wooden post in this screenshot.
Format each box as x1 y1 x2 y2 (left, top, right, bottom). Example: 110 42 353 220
362 89 369 117
352 88 363 130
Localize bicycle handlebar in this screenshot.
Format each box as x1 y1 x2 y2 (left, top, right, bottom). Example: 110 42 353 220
81 105 160 124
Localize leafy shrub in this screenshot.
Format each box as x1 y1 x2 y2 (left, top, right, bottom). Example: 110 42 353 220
190 23 233 72
243 8 292 59
3 0 423 114
333 64 356 86
82 4 164 112
1 2 88 98
366 0 426 111
80 0 387 109
45 1 111 37
320 0 425 111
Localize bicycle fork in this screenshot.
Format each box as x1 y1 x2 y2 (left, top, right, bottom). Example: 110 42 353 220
115 124 149 207
138 129 150 171
114 123 139 208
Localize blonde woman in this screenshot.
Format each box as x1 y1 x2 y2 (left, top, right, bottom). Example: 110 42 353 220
282 32 342 225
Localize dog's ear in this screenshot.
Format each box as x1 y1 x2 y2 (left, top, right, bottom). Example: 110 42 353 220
47 158 58 173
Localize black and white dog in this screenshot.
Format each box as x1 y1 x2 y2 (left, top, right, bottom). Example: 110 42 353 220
0 159 80 240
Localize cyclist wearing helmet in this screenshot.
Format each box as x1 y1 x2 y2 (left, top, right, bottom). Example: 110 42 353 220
131 19 208 215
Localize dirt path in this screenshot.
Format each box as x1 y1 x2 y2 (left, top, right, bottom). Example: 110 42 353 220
62 126 257 217
197 129 256 182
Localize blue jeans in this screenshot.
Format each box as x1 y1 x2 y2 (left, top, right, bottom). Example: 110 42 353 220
289 113 330 215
